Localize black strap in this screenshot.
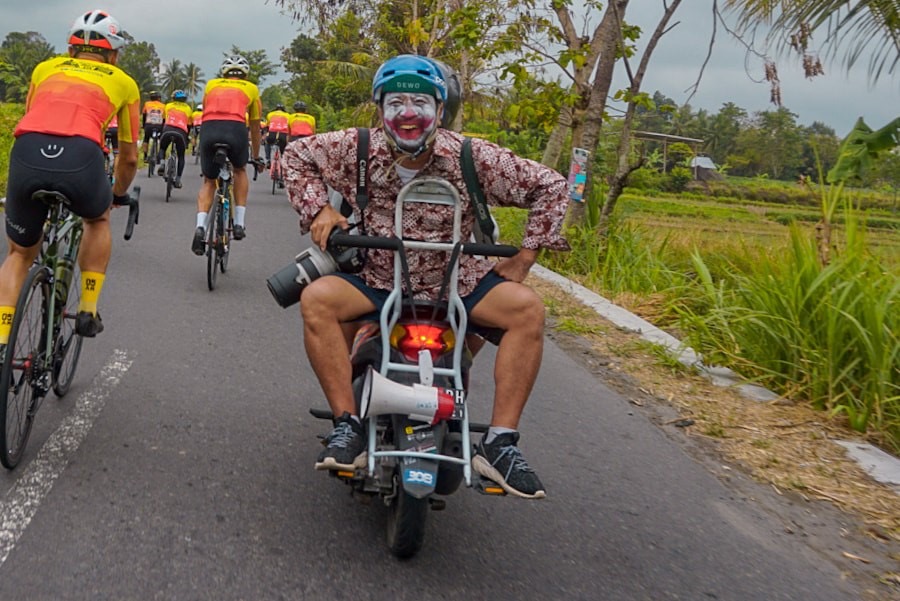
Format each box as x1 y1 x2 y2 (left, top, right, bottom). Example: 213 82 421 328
338 128 369 222
460 137 495 242
355 128 369 213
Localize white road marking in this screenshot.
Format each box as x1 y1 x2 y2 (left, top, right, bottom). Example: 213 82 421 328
0 349 132 567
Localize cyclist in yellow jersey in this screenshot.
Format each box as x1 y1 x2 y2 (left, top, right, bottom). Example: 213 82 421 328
0 9 140 341
155 89 192 187
189 103 203 155
191 55 262 253
287 100 316 142
264 103 290 167
141 91 165 161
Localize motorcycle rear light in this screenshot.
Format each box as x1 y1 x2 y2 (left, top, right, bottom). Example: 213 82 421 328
390 324 455 362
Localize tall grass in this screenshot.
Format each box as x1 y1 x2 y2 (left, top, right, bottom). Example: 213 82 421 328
677 212 899 450
495 184 900 451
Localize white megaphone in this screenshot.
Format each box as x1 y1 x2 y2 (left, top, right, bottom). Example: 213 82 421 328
360 367 461 424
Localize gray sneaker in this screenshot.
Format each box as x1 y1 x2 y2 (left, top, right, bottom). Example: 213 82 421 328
472 432 546 499
315 412 366 471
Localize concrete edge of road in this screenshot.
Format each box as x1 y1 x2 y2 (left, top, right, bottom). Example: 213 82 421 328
532 264 900 496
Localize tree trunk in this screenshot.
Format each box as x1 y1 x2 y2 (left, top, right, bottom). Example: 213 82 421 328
568 0 630 227
599 0 683 235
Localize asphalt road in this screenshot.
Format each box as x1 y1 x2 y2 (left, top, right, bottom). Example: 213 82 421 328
0 157 891 600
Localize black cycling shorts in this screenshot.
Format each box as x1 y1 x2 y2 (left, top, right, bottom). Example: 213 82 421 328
5 133 110 247
142 124 163 144
199 120 250 179
106 127 119 150
265 131 288 152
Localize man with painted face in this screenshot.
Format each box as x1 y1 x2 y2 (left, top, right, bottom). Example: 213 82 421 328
282 54 570 500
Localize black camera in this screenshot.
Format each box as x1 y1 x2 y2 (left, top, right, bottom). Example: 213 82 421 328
267 228 365 308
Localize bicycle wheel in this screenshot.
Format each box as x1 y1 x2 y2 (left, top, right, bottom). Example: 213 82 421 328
206 198 219 291
165 154 174 202
271 168 277 195
147 138 157 178
218 199 230 274
52 262 83 397
0 265 49 469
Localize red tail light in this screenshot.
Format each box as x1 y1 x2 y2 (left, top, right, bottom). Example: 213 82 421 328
390 323 455 362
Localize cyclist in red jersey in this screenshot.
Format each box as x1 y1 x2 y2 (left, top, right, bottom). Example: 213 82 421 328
191 56 262 253
0 9 140 341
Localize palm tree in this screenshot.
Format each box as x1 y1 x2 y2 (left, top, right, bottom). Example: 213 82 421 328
724 1 900 81
182 62 205 103
159 57 184 97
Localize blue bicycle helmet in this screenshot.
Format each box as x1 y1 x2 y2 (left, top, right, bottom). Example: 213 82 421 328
372 54 447 104
173 89 187 101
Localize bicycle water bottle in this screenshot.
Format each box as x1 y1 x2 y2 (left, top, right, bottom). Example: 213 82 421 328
54 256 75 307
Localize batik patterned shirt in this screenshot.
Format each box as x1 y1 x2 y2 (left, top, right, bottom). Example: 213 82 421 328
283 127 570 299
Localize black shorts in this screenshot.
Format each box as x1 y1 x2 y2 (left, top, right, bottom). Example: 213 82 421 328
143 124 163 144
266 132 288 150
5 133 110 247
333 270 507 340
106 127 118 150
199 120 249 179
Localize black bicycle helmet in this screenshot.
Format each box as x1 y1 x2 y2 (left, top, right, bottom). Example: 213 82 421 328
428 58 461 128
293 101 307 112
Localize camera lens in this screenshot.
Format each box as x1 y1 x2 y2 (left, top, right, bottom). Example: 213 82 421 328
266 246 339 308
266 262 303 308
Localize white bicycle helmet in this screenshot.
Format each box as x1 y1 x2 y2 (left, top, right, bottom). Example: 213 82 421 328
67 10 126 51
220 56 250 78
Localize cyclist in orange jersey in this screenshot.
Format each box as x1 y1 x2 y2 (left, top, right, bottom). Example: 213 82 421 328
0 9 140 341
191 55 262 254
141 90 165 161
155 89 192 188
287 100 316 142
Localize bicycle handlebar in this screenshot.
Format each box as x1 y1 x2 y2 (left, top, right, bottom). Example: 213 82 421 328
251 158 265 181
115 185 141 241
329 232 520 257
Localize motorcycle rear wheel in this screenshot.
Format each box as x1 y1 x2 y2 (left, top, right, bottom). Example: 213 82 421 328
386 474 428 559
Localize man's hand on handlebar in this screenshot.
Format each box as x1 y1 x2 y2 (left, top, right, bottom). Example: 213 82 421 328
492 248 538 283
112 192 132 207
310 204 348 250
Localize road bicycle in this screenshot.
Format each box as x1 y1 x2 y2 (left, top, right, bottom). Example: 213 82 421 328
191 126 201 165
0 188 140 469
103 131 116 185
203 147 263 290
204 144 235 291
146 129 161 178
160 132 180 203
270 145 284 195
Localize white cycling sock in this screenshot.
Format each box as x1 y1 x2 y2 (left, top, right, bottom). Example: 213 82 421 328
196 212 207 229
484 426 516 445
235 205 246 227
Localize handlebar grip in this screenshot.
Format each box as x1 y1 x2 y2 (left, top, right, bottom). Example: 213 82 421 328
329 232 402 251
123 185 140 241
462 242 520 257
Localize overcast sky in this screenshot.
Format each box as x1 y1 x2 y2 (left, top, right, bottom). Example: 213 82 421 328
2 1 897 136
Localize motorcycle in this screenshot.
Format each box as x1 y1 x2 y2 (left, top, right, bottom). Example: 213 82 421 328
272 177 519 558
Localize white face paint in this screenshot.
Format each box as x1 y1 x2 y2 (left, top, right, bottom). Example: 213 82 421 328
381 92 440 154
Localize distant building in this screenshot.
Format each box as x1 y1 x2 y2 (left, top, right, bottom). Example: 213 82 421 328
689 156 723 181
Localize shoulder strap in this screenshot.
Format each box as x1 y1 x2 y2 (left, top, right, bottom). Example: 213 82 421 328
355 127 370 213
338 127 369 220
460 137 495 242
